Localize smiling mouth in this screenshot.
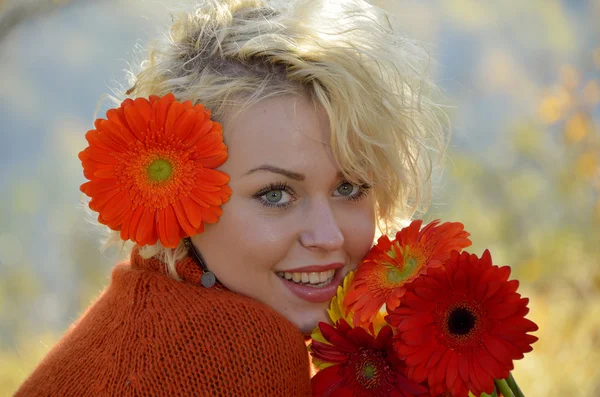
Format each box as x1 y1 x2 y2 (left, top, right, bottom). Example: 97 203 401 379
275 269 337 288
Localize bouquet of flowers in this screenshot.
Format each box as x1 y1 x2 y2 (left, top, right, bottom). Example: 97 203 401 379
308 220 538 397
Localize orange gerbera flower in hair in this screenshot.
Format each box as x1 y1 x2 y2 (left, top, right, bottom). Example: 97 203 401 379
79 93 231 248
345 220 472 328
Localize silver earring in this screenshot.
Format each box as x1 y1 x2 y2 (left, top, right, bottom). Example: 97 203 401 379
184 238 216 288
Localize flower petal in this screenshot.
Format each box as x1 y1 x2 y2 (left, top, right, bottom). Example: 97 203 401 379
431 348 453 390
200 206 223 224
482 335 513 364
318 322 356 353
124 102 149 139
135 207 157 246
164 205 182 248
121 205 144 241
173 109 198 141
172 200 199 237
393 312 433 333
164 101 185 137
445 351 459 390
311 366 344 397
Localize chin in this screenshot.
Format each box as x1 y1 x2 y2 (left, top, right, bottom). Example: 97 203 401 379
293 311 330 336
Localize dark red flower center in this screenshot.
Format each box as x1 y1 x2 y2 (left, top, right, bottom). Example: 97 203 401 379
447 307 476 335
439 302 486 347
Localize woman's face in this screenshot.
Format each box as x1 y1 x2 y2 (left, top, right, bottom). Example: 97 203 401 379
191 95 376 334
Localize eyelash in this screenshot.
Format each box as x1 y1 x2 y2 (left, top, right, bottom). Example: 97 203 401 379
252 181 372 210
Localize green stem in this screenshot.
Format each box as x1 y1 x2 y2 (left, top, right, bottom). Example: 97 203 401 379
495 379 516 397
507 372 525 397
477 387 498 397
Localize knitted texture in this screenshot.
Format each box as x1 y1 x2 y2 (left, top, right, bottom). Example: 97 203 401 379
15 247 312 396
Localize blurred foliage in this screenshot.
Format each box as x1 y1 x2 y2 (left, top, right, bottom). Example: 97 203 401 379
1 0 599 396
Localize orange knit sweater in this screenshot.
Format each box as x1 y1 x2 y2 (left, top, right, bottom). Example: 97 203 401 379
15 247 312 396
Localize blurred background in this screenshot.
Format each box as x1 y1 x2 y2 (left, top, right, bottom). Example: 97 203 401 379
0 0 598 395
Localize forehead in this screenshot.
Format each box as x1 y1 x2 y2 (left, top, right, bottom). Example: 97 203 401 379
220 96 339 178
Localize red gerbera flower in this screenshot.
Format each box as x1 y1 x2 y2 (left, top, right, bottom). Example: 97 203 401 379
386 250 538 397
310 319 430 397
79 93 231 248
345 220 471 327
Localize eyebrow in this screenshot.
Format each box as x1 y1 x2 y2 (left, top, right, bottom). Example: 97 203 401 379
245 165 305 181
244 165 344 181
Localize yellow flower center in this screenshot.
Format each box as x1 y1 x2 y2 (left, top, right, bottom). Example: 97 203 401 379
147 159 173 182
386 256 419 283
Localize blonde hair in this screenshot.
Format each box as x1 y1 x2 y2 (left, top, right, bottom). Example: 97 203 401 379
101 0 448 277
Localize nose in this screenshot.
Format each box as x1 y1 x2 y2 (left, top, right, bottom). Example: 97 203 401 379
299 199 344 251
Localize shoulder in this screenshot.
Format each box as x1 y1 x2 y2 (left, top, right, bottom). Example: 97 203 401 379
111 260 291 327
16 260 312 397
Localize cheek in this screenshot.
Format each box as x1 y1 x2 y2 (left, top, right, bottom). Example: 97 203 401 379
193 198 293 288
344 202 377 265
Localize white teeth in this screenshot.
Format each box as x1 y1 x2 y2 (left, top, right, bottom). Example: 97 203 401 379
319 272 328 283
276 269 337 287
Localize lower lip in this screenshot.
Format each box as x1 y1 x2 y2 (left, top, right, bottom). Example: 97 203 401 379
279 268 345 303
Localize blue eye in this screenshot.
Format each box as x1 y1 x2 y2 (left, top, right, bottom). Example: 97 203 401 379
333 181 370 201
254 183 295 209
336 182 358 196
264 190 283 203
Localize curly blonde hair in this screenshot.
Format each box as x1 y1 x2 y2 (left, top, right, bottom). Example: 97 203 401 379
99 0 449 278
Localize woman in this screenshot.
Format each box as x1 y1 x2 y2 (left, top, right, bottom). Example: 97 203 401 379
16 0 446 395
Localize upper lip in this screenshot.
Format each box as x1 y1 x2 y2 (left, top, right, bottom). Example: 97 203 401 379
280 263 344 273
